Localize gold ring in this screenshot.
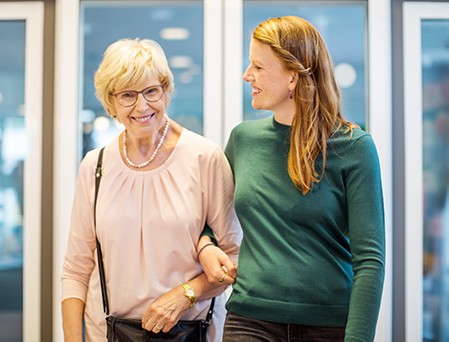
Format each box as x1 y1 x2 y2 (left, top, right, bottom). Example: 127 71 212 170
155 324 162 331
219 271 227 283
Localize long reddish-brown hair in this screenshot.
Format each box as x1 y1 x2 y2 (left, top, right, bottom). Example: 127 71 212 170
253 16 357 194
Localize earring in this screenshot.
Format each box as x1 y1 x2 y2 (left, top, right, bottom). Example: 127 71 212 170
289 91 293 99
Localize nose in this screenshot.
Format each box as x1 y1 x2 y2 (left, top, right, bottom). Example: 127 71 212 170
135 92 149 111
243 65 253 82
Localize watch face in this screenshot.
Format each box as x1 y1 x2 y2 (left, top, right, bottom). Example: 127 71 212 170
187 289 194 297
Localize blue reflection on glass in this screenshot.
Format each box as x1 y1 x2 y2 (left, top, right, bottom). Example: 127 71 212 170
422 19 449 342
243 5 366 129
0 19 25 342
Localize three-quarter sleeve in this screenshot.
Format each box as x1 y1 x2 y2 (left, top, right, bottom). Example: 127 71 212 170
61 150 98 303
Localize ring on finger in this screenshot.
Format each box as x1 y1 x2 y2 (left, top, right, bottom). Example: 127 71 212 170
219 271 227 283
155 324 162 331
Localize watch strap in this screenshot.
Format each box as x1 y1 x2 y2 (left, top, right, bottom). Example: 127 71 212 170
182 283 195 308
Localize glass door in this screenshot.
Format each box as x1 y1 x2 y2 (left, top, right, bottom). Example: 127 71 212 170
0 18 26 342
0 3 43 341
404 3 449 342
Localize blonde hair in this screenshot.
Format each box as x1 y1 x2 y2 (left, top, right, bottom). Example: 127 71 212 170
253 16 357 194
94 38 174 117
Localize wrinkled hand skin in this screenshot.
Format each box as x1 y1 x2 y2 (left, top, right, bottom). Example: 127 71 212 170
141 286 189 334
199 245 238 285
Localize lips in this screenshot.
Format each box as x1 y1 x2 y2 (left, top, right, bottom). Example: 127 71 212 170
252 86 261 96
133 113 155 122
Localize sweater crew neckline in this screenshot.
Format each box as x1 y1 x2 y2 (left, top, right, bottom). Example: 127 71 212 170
272 115 291 132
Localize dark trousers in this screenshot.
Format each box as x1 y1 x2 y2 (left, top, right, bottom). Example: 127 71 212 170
223 311 345 342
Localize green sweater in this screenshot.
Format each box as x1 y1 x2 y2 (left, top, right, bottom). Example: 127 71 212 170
224 115 385 342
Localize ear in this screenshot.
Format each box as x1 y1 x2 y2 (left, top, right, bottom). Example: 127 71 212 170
108 109 116 118
289 72 299 92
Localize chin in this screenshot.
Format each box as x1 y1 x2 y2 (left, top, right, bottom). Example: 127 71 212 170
251 100 262 111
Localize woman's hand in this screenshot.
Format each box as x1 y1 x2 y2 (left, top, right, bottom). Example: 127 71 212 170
198 243 238 285
141 285 190 334
142 271 227 334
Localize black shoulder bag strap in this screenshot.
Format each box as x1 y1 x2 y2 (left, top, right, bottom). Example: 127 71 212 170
94 147 109 315
93 147 215 321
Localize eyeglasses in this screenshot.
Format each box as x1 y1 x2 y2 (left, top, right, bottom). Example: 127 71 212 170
110 84 166 107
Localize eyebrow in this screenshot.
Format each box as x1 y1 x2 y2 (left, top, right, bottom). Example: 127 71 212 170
250 59 264 67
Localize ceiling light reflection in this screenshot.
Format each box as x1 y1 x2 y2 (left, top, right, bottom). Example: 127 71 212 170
169 56 193 69
94 116 110 131
160 27 190 40
334 63 357 88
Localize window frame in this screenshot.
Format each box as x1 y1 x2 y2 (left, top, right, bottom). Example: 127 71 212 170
403 2 449 340
0 2 44 341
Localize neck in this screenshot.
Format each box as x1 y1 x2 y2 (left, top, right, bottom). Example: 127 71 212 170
273 98 296 126
274 112 294 126
122 114 170 168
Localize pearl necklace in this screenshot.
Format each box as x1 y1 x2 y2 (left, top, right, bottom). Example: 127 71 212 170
122 114 170 168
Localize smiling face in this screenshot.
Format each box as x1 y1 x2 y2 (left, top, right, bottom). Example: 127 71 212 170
111 77 168 140
243 39 298 121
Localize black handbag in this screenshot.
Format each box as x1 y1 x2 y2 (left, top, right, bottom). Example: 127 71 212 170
94 147 215 342
106 316 209 341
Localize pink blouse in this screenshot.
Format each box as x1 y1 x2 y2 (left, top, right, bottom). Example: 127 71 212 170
61 129 242 341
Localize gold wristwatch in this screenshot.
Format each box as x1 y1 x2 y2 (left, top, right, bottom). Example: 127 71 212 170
182 283 195 308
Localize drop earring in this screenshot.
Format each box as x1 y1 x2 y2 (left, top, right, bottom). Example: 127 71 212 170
289 91 293 99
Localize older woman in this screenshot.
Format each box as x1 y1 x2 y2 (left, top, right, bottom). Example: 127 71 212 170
198 16 385 342
61 38 241 341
